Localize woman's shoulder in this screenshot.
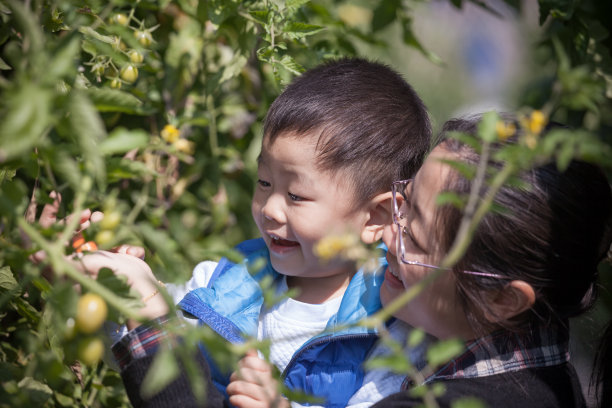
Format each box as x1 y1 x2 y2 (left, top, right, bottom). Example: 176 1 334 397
372 363 586 408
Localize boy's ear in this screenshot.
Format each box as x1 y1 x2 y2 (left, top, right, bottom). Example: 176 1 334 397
482 280 536 323
360 191 393 244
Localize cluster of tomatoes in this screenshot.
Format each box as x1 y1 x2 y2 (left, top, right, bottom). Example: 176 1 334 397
65 293 108 366
88 12 155 90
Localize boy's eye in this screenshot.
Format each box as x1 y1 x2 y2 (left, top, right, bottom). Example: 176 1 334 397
257 179 271 187
288 192 303 202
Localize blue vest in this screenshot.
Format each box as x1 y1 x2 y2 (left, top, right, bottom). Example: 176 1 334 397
178 238 386 407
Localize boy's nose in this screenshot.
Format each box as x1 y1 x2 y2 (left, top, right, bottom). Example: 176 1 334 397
261 194 286 224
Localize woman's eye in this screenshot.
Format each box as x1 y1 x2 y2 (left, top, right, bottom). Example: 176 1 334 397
288 192 303 202
257 179 271 187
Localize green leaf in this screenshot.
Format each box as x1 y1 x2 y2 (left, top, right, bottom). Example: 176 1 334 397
401 17 443 65
279 54 305 76
0 56 11 70
140 348 180 399
99 128 149 156
0 168 17 185
436 191 466 209
0 83 52 161
426 338 465 367
218 54 248 85
538 0 576 24
408 328 426 347
17 377 53 404
86 87 145 114
284 22 324 39
68 90 106 187
0 266 19 293
372 0 401 32
46 33 80 81
286 0 311 10
451 396 489 408
106 157 158 182
477 111 499 143
249 10 269 25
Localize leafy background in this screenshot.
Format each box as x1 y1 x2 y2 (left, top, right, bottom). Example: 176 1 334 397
0 0 610 406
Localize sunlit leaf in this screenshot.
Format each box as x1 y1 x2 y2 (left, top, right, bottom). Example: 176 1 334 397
99 128 149 155
426 338 465 367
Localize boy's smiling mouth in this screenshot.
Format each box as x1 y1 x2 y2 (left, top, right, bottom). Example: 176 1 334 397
268 234 300 254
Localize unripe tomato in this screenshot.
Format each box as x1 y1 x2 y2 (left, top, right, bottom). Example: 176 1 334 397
100 211 121 230
75 293 107 334
120 64 138 83
110 13 129 26
128 50 144 64
77 337 104 366
95 230 115 247
110 78 122 89
134 30 153 47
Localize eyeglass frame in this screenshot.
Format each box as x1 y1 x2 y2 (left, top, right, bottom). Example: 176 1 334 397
391 179 508 280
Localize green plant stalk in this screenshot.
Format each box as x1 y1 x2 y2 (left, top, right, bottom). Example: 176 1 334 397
207 95 219 154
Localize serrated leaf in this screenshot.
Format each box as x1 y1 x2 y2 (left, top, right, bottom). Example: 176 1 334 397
0 168 17 185
279 54 305 76
249 10 269 25
218 54 248 85
86 87 145 114
286 0 311 10
0 266 19 292
426 338 464 367
140 348 180 398
284 22 324 39
100 128 149 155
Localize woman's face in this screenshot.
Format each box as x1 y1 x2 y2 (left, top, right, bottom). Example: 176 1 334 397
380 146 475 340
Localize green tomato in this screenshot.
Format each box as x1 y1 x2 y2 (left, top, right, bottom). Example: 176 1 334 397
95 230 115 247
75 293 108 334
77 337 105 366
100 211 121 230
129 50 144 64
110 78 122 89
134 30 153 47
120 64 138 83
110 13 129 26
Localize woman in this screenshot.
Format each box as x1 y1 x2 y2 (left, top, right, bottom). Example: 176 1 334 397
374 114 612 407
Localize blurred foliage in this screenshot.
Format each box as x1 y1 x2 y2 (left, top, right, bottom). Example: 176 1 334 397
0 0 610 407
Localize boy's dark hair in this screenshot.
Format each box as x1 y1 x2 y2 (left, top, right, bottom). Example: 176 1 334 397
434 114 612 330
263 57 431 208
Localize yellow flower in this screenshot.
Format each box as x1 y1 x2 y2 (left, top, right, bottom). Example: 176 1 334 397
161 124 180 143
174 138 195 155
528 110 547 135
314 233 360 262
495 120 516 141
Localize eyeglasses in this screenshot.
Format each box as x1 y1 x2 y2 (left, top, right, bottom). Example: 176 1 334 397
391 179 508 279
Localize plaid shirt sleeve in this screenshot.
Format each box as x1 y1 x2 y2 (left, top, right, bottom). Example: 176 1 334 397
111 315 175 370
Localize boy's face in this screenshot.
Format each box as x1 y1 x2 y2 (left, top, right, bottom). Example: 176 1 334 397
252 132 369 289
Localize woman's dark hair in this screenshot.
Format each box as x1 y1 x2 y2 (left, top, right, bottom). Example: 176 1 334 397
434 114 612 328
434 113 612 405
263 57 431 209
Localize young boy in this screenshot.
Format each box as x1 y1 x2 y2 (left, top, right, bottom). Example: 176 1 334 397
94 57 431 407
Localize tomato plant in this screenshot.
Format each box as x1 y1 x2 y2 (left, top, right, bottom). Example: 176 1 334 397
75 293 108 334
0 0 610 407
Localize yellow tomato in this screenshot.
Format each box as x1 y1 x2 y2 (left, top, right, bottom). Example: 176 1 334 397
75 293 108 334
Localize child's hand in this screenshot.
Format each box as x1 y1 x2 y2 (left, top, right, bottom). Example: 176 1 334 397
227 351 290 408
69 251 168 329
